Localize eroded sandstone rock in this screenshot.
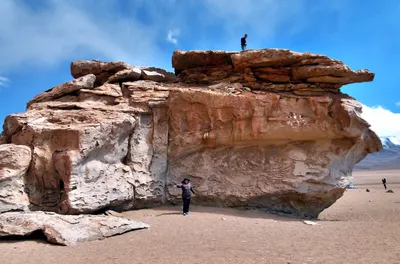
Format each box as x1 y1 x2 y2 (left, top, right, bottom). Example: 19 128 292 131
0 211 149 246
138 67 177 82
172 50 236 75
142 70 167 82
0 133 6 144
165 89 381 218
70 61 177 86
27 74 96 107
3 110 137 214
71 60 130 79
0 144 31 213
174 49 374 93
107 68 142 83
0 49 382 218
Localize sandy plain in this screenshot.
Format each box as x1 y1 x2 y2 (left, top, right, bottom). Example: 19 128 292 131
1 170 399 264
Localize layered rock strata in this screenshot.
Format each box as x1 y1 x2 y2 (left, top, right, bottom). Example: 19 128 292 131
172 49 374 95
0 49 382 219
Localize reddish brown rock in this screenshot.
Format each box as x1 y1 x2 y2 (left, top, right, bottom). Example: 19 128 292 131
142 70 167 82
0 133 6 144
71 60 130 79
80 83 123 98
292 65 374 84
107 68 142 83
27 74 96 107
230 49 330 69
71 60 132 86
172 50 236 75
174 49 374 93
138 67 177 82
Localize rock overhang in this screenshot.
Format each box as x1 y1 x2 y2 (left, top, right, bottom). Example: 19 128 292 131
172 49 374 95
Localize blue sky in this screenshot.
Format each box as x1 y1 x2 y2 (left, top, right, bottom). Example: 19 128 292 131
0 0 399 140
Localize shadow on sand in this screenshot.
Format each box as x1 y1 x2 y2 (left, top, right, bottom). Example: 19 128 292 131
147 204 300 222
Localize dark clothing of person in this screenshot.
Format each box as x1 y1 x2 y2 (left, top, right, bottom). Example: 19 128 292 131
176 182 195 214
241 37 247 51
182 197 191 214
241 37 247 46
382 178 387 190
177 183 195 199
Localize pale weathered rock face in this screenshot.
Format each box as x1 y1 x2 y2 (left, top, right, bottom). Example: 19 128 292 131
0 49 382 219
107 68 142 83
3 110 137 214
165 89 381 217
0 211 149 246
0 144 32 213
71 60 176 86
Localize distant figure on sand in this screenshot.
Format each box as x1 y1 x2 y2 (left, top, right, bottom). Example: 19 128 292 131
382 178 387 190
241 34 248 51
176 178 195 216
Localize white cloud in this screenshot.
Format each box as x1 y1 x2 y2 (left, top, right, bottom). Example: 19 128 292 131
0 0 165 73
361 104 400 142
0 0 350 74
0 76 10 87
167 29 180 44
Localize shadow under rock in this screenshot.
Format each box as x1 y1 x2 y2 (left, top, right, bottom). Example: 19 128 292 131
0 230 49 245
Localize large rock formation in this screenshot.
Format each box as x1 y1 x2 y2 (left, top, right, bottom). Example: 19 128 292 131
0 49 382 219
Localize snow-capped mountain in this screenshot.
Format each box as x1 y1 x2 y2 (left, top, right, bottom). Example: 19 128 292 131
354 136 400 170
381 136 400 149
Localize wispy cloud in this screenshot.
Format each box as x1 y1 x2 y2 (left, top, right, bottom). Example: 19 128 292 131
167 29 180 44
396 101 400 107
0 0 164 73
0 76 10 87
0 0 351 74
361 104 400 142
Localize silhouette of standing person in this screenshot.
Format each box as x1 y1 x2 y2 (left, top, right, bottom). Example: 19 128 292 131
382 178 387 190
176 178 195 216
241 34 248 51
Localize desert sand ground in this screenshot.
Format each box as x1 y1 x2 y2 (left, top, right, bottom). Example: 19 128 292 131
1 170 399 264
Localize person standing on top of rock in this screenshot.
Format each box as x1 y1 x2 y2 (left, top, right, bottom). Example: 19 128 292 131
241 34 248 51
382 178 387 190
176 178 195 216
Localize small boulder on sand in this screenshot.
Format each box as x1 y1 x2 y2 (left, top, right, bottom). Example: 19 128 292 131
303 220 318 226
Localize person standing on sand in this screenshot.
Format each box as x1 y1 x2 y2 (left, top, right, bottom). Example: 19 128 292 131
176 178 195 216
382 178 387 190
241 34 248 51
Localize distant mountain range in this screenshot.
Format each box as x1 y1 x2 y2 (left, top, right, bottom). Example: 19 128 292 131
354 137 400 170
